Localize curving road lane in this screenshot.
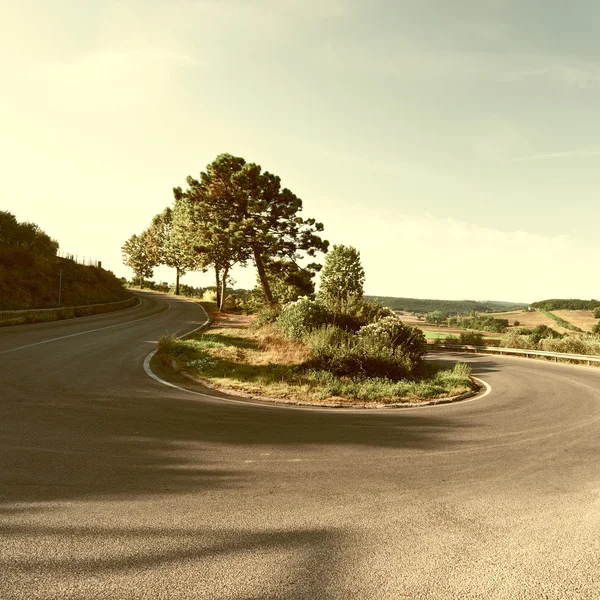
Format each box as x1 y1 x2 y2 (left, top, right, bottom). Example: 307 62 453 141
1 292 600 599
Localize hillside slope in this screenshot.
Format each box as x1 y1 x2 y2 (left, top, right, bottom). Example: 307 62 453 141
0 247 129 310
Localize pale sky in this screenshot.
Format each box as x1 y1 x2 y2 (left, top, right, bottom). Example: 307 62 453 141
2 0 599 303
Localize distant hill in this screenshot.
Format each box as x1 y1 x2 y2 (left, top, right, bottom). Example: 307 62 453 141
531 299 600 311
365 296 527 315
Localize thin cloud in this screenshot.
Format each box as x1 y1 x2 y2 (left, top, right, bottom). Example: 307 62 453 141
514 148 600 162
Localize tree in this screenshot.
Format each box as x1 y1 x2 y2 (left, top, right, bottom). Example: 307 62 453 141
121 232 155 288
0 211 58 257
147 202 203 295
174 153 328 308
425 310 446 325
251 258 318 306
318 245 365 313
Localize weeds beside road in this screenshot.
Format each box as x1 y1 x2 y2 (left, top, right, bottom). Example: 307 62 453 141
157 314 474 406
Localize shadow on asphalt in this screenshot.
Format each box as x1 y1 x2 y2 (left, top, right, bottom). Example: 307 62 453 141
0 523 348 599
0 379 482 505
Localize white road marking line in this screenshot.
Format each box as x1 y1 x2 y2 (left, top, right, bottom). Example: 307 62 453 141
1 302 171 355
472 376 492 400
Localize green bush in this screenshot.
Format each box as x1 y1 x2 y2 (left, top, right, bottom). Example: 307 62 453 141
304 318 426 380
540 335 600 356
501 331 538 350
277 298 330 339
255 306 281 327
357 316 426 370
458 332 485 346
446 315 508 333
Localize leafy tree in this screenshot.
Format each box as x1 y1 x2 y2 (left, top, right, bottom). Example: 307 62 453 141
121 232 155 288
147 202 203 295
425 310 446 325
175 153 328 308
251 258 317 307
0 211 58 257
318 244 365 313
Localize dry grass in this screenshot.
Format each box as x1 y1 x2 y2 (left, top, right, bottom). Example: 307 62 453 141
552 310 597 333
493 310 572 334
157 321 474 405
253 324 312 364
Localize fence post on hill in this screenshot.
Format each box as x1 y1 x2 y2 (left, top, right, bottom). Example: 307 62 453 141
58 269 63 306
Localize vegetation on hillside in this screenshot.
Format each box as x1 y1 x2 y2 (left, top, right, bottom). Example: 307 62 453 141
532 299 600 310
539 309 582 332
0 211 128 310
366 296 526 315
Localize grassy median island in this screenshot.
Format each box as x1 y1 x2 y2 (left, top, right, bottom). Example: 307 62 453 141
157 314 475 405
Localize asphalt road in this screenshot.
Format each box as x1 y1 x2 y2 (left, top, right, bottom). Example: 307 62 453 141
1 292 600 599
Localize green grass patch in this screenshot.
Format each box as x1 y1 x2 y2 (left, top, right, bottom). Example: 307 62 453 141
423 331 454 340
158 324 475 405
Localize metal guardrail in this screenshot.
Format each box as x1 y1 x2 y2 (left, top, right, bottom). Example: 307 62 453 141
431 343 600 365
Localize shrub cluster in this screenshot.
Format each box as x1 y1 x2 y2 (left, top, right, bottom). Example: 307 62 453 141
500 329 600 356
447 315 508 333
514 324 562 344
539 335 600 356
276 299 426 380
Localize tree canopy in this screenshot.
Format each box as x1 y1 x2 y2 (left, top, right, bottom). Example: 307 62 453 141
318 244 365 313
0 211 58 257
174 153 328 308
121 232 155 288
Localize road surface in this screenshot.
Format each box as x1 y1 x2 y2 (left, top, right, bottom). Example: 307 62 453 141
1 292 600 599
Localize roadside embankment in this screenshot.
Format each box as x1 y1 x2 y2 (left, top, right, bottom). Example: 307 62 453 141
0 295 140 327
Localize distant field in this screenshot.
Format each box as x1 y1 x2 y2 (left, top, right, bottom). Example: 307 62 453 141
423 331 453 340
372 296 526 315
395 311 422 324
500 310 572 334
483 310 523 317
552 310 597 332
400 307 598 338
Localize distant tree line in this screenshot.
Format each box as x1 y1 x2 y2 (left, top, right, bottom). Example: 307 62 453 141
532 299 600 311
122 153 328 311
367 296 526 315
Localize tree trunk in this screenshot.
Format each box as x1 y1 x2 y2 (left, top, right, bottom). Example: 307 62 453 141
215 267 221 311
219 266 229 312
175 268 180 295
139 275 144 289
253 247 274 305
